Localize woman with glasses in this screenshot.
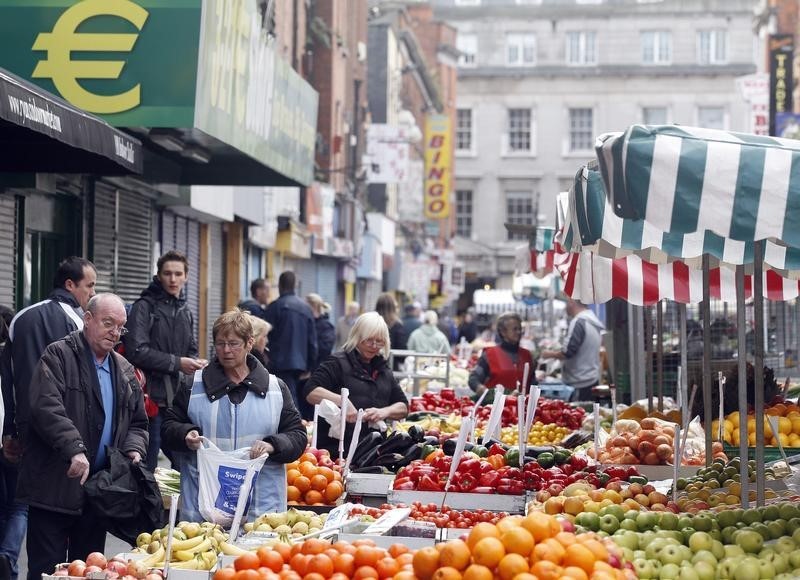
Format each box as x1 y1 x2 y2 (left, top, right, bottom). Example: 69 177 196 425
303 312 408 457
160 309 307 521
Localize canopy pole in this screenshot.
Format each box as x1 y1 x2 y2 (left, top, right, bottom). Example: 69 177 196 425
645 306 654 413
679 303 688 408
657 300 664 412
702 254 713 467
736 265 749 509
753 241 766 506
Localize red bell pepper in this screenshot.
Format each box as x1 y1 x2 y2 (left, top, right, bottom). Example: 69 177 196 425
418 474 443 491
471 486 495 494
456 472 478 492
479 471 500 487
488 443 506 456
458 458 482 476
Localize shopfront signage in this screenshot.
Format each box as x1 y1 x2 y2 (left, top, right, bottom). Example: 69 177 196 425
423 114 451 220
769 34 794 136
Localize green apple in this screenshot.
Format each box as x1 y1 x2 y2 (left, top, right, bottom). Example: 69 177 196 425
677 566 699 580
779 503 800 521
634 550 646 560
620 518 639 531
633 558 655 579
637 511 659 531
735 530 764 554
774 537 796 554
692 514 713 532
752 522 772 541
787 549 800 568
680 527 696 543
716 509 740 529
677 516 693 529
599 504 625 521
717 557 740 580
792 527 800 545
659 512 679 530
759 550 788 574
646 538 679 561
690 550 717 566
639 530 657 549
688 531 714 553
711 540 725 561
624 509 639 521
785 517 800 535
658 563 680 579
599 513 620 534
768 520 787 540
576 512 600 530
620 547 635 563
612 530 640 551
757 559 777 579
721 526 738 544
693 561 715 580
763 505 781 522
658 544 687 566
656 530 684 543
732 557 760 580
742 508 763 525
724 544 746 558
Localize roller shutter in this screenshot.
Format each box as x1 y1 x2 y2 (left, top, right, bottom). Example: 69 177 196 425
160 211 201 345
92 186 117 296
207 222 225 357
315 258 339 321
0 193 18 309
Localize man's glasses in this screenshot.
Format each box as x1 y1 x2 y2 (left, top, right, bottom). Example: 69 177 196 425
100 319 128 336
215 341 245 351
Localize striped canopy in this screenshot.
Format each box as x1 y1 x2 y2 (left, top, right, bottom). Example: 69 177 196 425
595 124 800 247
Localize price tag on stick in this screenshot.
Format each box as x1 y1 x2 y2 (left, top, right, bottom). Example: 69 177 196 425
593 402 600 464
229 464 259 542
673 425 681 499
525 386 540 437
445 416 474 493
343 409 365 478
163 493 180 577
339 388 350 464
610 386 617 426
717 372 726 443
521 362 530 394
482 387 505 446
517 393 526 466
311 404 320 449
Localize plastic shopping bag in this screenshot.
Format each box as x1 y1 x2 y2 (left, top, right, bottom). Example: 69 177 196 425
197 438 267 527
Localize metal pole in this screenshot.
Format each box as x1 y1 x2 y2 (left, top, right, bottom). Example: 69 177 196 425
645 306 654 413
702 254 713 467
657 300 664 412
753 241 766 506
679 303 688 406
736 265 749 508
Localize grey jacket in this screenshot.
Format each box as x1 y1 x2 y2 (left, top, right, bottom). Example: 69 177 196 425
561 309 605 389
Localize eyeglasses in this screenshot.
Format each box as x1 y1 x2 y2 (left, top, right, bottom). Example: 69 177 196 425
100 319 128 336
361 338 385 348
215 341 245 351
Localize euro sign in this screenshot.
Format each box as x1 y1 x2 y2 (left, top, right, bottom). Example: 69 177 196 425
32 0 149 114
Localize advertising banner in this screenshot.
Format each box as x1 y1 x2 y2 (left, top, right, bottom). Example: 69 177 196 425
306 182 335 254
424 114 451 220
364 124 409 184
769 34 794 136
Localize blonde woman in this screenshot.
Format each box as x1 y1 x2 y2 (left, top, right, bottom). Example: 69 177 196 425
249 315 272 368
305 293 335 367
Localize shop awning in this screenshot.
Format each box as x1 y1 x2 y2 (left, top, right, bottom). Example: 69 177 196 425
472 289 539 317
0 68 141 174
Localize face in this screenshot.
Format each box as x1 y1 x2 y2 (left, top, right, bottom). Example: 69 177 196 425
214 330 252 369
65 266 97 310
254 285 269 304
253 333 267 353
158 260 187 298
356 335 385 361
84 298 127 358
499 319 522 345
347 304 359 317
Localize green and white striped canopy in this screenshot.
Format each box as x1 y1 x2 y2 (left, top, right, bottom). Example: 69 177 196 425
595 124 800 248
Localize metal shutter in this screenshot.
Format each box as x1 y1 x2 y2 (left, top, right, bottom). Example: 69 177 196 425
0 194 17 308
289 258 317 297
116 191 152 302
316 258 339 321
207 222 225 357
92 184 117 296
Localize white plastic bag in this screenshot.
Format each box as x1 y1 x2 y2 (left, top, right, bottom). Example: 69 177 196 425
197 438 267 527
319 399 344 439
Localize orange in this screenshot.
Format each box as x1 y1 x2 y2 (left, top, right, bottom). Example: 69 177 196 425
562 544 595 575
213 568 237 580
393 572 417 580
471 537 506 569
353 567 379 580
530 560 562 580
295 476 312 493
311 474 329 492
300 462 318 478
280 571 302 580
511 574 539 580
431 567 462 580
396 553 413 569
234 552 262 571
412 546 441 580
302 539 329 556
333 542 357 556
318 466 336 482
304 574 326 580
461 565 493 580
352 539 377 547
307 554 334 578
467 522 501 550
287 469 302 484
496 515 525 534
521 513 560 543
301 452 318 464
305 490 324 505
287 486 302 502
324 481 344 504
354 547 381 569
375 558 400 579
497 554 529 580
287 461 300 471
532 538 565 565
439 540 471 571
501 527 534 557
388 544 409 559
553 532 577 547
258 548 285 573
290 554 311 576
561 567 589 580
234 570 261 580
332 553 355 576
274 543 292 562
577 538 608 562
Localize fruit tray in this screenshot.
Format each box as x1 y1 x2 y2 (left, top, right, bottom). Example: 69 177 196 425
722 443 800 462
386 488 527 513
344 473 396 496
336 532 435 549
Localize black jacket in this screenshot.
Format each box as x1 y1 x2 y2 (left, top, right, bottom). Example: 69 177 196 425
264 292 317 373
122 279 199 407
17 331 149 515
238 298 268 321
1 288 84 438
314 314 336 368
160 355 307 464
303 351 408 457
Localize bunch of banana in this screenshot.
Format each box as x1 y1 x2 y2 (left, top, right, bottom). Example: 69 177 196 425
168 550 217 571
131 521 228 568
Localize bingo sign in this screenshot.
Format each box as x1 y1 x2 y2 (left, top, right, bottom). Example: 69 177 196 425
423 114 452 220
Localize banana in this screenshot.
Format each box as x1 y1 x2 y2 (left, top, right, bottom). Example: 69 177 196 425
169 557 201 570
219 541 250 556
169 535 207 552
199 551 218 570
140 545 166 568
173 538 212 560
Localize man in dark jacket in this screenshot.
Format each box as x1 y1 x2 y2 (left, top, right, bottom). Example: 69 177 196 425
18 293 148 580
265 272 317 419
238 278 269 321
0 257 96 580
122 251 206 471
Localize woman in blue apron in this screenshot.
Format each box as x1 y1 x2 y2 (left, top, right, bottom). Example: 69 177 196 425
161 309 307 521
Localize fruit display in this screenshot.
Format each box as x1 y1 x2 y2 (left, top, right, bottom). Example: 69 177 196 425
675 458 784 512
349 503 509 529
479 422 571 446
530 480 674 517
712 402 800 447
409 390 475 416
242 508 329 538
286 448 344 506
127 521 230 572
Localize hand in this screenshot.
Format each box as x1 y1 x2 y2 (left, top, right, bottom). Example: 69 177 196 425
67 453 90 485
362 407 386 423
180 358 207 374
127 451 142 464
2 436 21 464
344 401 359 423
249 440 273 459
185 429 202 450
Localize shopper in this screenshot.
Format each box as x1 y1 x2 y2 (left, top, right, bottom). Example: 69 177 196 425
264 271 317 419
335 301 360 351
239 278 269 321
468 312 536 395
458 310 478 343
375 293 406 370
407 311 451 355
306 293 335 367
249 316 272 369
19 294 147 580
123 250 207 471
161 309 306 521
541 299 605 401
401 302 422 335
304 312 408 457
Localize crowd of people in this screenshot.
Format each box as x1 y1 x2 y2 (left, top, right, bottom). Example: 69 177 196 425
0 253 604 580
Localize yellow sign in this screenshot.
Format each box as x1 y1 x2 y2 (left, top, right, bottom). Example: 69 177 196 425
32 0 149 114
424 114 452 220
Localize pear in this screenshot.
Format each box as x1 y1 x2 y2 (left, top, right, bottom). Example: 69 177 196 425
292 522 309 535
309 517 323 530
256 523 273 532
136 533 152 548
274 524 292 535
297 510 313 525
181 522 202 539
243 523 254 533
265 512 287 528
286 507 300 526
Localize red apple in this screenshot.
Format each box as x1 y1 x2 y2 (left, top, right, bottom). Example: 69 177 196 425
84 565 103 576
86 553 107 570
68 560 86 577
106 561 128 576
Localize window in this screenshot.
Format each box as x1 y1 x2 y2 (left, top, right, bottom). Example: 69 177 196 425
456 108 474 154
506 33 536 66
642 106 668 125
641 31 671 64
697 29 727 64
506 108 535 154
457 33 477 67
507 191 535 240
456 190 473 238
455 0 480 5
566 31 597 65
697 106 725 129
568 108 594 152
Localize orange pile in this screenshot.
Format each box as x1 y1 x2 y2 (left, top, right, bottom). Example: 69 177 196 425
286 452 344 506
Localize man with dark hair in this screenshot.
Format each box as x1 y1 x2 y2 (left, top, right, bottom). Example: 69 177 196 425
239 278 269 320
123 250 206 471
19 293 147 580
265 271 317 419
401 302 422 335
0 256 96 579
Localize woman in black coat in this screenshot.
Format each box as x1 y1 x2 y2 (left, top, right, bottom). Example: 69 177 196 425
306 293 336 367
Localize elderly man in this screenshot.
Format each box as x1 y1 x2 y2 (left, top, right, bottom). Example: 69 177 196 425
17 293 148 580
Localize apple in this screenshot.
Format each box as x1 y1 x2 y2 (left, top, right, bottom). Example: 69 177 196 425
677 566 699 580
599 514 620 534
759 550 788 574
737 529 765 553
613 530 640 551
84 566 103 576
658 562 680 579
85 553 107 570
711 540 725 561
106 561 128 576
633 559 654 579
636 511 659 531
688 531 714 553
693 561 715 580
659 512 679 530
692 514 713 532
620 518 639 532
773 537 796 555
68 560 86 577
646 538 678 561
788 549 800 569
757 559 777 579
690 550 717 566
724 545 746 559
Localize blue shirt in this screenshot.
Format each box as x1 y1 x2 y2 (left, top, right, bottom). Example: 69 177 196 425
94 355 114 469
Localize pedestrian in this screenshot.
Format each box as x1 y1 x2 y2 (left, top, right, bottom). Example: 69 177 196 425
468 312 536 396
0 257 97 580
304 312 408 457
375 293 406 370
0 308 15 580
239 278 269 320
264 272 317 420
335 301 360 351
407 311 451 355
458 310 478 343
248 316 272 369
305 293 335 367
161 309 306 521
540 299 605 401
401 302 422 335
18 294 148 580
122 250 207 471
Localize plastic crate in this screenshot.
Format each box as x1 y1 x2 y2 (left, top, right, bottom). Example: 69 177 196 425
538 383 574 401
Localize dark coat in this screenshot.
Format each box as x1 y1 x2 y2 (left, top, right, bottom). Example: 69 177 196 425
122 279 199 407
1 288 83 438
238 298 268 321
314 314 336 367
17 331 149 515
264 292 317 373
303 351 408 457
